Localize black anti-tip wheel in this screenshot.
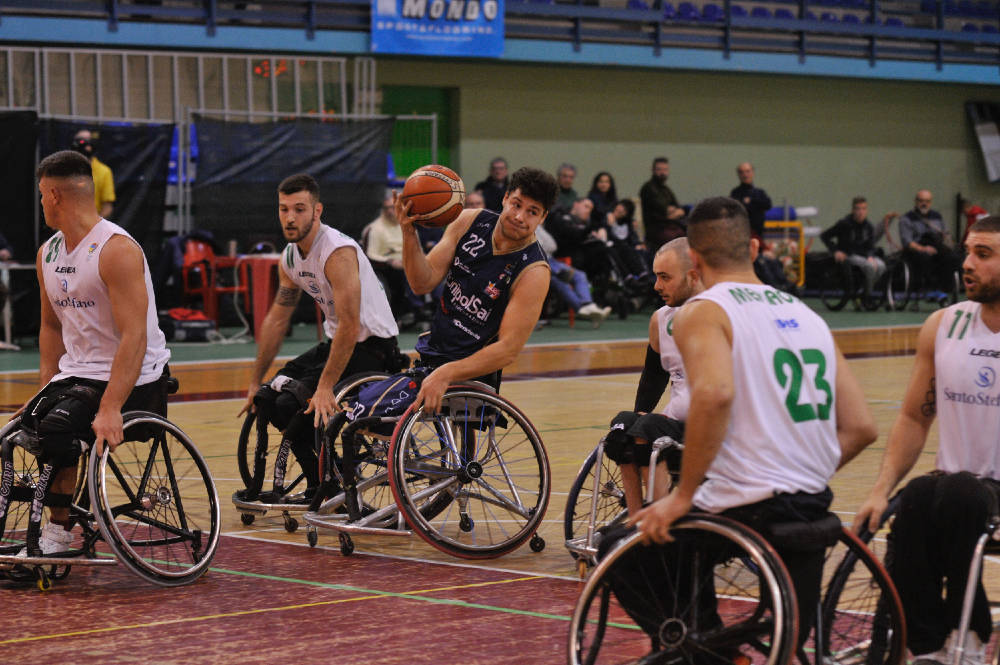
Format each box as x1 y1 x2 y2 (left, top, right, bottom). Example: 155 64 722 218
283 514 298 533
307 528 318 548
339 532 354 556
240 513 255 526
459 514 474 532
529 534 545 552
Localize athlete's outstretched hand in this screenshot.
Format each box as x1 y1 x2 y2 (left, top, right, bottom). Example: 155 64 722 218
853 492 889 536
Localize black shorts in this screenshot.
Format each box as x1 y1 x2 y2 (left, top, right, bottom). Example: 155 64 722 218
27 372 170 423
272 336 407 389
605 411 684 466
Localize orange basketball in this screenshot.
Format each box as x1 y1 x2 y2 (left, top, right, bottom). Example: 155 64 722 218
400 165 466 228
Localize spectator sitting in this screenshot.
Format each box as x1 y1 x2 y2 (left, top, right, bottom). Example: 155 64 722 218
607 199 653 288
897 189 962 294
473 157 509 213
588 171 618 228
72 129 115 219
545 197 611 282
820 196 887 298
535 223 611 326
555 162 579 211
638 156 686 251
364 191 414 324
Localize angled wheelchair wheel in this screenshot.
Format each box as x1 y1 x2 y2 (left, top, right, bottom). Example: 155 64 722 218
563 443 627 556
568 515 798 665
236 410 308 502
89 412 220 586
815 527 906 665
820 259 856 312
885 256 912 312
388 386 551 559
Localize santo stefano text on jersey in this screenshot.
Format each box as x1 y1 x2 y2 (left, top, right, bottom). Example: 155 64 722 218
943 364 1000 406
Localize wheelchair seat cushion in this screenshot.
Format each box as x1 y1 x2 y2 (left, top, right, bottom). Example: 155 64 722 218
765 512 842 552
344 367 432 422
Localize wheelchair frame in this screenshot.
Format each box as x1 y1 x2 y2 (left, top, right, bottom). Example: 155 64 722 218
302 376 551 559
0 410 221 590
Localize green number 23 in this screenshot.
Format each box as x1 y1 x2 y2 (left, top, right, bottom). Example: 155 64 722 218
772 348 832 423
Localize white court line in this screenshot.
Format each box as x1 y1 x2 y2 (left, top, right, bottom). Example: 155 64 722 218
221 530 580 581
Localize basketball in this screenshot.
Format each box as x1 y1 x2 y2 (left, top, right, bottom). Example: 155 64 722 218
400 165 466 228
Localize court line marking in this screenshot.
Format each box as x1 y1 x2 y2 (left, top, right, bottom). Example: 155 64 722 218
0 571 572 646
222 531 582 581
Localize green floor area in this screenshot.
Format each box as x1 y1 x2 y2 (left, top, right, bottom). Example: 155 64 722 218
0 297 939 373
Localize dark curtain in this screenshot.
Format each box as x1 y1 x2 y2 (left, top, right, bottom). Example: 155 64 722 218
0 111 40 339
38 120 174 253
192 116 394 246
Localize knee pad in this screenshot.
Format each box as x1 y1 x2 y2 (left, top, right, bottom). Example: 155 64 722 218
36 396 96 468
604 411 640 465
261 377 311 431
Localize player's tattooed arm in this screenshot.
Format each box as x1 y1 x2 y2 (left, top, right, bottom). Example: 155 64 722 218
920 377 936 418
276 285 300 307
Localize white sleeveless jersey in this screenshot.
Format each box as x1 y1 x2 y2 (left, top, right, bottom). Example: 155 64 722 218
687 282 840 512
279 224 398 341
656 305 689 421
934 302 1000 479
41 219 170 385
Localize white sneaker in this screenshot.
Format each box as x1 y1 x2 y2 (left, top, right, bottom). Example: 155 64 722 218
951 630 987 665
577 302 598 317
16 522 74 557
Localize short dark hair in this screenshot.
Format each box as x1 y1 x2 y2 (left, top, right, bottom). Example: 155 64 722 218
969 215 1000 235
616 198 636 222
652 157 669 168
36 150 93 181
852 196 867 206
278 173 320 201
507 166 558 214
687 197 752 269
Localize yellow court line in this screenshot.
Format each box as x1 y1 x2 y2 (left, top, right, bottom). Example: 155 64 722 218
0 574 545 646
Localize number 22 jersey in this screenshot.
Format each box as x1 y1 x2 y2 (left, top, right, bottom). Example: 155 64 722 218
686 282 840 512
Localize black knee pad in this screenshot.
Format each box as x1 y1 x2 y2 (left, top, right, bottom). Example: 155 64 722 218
259 377 310 432
604 411 640 465
36 396 95 468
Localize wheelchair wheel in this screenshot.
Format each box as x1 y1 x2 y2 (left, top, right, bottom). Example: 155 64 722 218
388 386 550 559
820 259 856 312
89 411 220 586
563 444 627 555
236 411 308 501
816 527 906 665
568 515 798 665
885 256 912 311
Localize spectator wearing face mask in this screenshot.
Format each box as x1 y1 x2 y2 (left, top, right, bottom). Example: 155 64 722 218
72 129 115 218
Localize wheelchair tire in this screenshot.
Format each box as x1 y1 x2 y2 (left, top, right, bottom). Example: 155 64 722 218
886 256 912 311
817 527 906 665
563 444 627 557
89 411 220 587
236 410 308 500
568 515 798 665
388 386 550 559
819 260 856 312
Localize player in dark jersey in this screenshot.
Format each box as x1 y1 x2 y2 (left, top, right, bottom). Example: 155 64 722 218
396 166 559 412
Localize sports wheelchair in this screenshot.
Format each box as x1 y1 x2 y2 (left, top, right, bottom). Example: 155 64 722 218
817 255 888 312
567 512 905 665
0 385 221 590
302 374 551 559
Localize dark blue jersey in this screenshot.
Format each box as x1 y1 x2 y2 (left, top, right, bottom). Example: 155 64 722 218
416 210 548 364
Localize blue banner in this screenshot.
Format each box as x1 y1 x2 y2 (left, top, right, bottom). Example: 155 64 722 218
371 0 504 57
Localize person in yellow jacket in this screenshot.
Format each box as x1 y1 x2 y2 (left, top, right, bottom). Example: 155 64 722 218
72 129 115 218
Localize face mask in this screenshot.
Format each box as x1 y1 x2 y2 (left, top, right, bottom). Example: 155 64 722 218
72 138 93 156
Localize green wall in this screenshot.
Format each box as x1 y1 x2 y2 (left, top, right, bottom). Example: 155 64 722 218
377 58 1000 241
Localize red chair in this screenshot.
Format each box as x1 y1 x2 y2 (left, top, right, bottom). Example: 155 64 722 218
181 240 250 324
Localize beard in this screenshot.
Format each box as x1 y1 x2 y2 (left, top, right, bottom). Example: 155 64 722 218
967 274 1000 304
284 217 314 243
655 174 668 185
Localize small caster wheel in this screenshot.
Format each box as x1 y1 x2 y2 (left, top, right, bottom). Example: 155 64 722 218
36 568 51 591
283 514 299 533
459 514 474 532
307 528 318 548
240 513 255 526
339 532 354 556
529 534 545 553
576 559 588 579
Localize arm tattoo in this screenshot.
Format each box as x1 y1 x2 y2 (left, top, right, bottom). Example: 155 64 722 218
276 286 300 307
920 377 936 418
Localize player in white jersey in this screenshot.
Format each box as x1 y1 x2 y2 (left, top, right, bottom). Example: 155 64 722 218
855 216 1000 665
602 238 703 517
10 150 171 555
237 174 407 504
632 196 876 642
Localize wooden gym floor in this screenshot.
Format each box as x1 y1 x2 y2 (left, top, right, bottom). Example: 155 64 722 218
1 323 997 664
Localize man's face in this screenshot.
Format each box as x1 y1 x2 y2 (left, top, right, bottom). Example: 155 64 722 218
381 198 397 224
38 177 59 229
490 160 508 183
498 188 547 243
572 198 594 220
465 191 485 209
73 130 94 157
852 202 868 223
558 168 575 190
915 191 933 215
653 161 670 183
278 190 320 243
653 249 695 307
963 231 1000 303
737 163 754 185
